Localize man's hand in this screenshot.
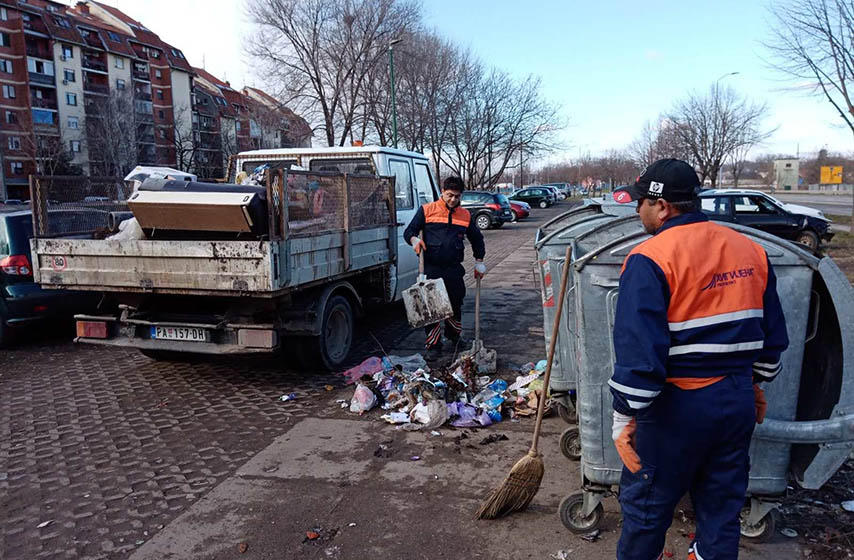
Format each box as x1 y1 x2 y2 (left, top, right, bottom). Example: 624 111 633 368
411 237 426 255
612 411 641 473
754 384 767 424
474 262 487 279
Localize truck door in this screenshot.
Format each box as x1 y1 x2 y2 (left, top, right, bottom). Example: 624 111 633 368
385 158 419 298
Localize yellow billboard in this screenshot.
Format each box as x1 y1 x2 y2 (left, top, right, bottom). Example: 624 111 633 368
820 166 843 184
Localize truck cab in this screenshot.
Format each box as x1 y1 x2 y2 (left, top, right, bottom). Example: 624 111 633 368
232 146 440 299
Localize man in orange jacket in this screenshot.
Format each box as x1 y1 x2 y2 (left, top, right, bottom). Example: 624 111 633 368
609 159 789 560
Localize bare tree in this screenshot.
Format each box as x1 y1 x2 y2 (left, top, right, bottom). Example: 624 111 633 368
85 91 138 177
171 105 199 173
629 119 662 167
246 0 421 147
766 0 854 228
667 85 773 186
23 133 81 176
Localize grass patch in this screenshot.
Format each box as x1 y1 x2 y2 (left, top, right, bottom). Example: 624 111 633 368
828 213 853 227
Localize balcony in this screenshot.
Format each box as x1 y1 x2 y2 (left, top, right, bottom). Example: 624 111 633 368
132 69 150 81
28 72 56 86
83 83 109 95
134 91 152 101
31 97 58 110
136 111 154 123
82 58 108 73
84 102 102 117
25 44 52 60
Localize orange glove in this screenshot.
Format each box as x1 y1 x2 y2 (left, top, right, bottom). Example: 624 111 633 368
411 237 426 255
754 384 767 424
612 411 641 473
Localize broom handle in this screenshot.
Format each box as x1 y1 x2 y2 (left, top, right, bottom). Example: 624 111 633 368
529 245 572 456
419 234 424 277
475 277 481 343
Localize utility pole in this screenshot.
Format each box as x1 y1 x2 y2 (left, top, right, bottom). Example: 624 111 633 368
388 38 402 149
519 145 524 188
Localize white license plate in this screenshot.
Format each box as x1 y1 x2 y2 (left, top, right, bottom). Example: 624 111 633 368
150 326 207 342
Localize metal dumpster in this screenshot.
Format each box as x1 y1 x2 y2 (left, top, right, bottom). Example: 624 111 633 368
552 214 854 542
534 204 629 423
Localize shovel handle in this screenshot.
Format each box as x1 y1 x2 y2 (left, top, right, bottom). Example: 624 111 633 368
418 234 424 276
475 277 481 343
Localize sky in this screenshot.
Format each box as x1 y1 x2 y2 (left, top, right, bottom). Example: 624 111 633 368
95 0 853 163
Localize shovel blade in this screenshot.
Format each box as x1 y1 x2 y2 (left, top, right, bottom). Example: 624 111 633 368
403 277 454 328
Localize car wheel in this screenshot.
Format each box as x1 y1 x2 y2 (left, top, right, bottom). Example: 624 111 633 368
539 200 548 209
475 214 492 230
511 210 518 222
796 230 819 251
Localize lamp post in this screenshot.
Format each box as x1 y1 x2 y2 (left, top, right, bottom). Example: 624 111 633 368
388 37 402 149
714 72 739 187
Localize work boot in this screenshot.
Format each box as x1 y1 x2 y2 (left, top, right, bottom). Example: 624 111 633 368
425 341 444 362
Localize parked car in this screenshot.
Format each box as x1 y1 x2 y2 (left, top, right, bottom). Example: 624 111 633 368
541 185 567 200
1 208 102 347
460 191 514 229
510 187 555 209
542 183 572 198
508 200 530 222
698 189 833 250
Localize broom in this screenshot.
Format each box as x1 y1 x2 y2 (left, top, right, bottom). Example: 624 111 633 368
476 245 573 520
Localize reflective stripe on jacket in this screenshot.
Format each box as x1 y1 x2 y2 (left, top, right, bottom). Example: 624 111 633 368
403 200 486 269
609 212 789 416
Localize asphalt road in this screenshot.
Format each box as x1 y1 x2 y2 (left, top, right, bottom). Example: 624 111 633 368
773 192 853 217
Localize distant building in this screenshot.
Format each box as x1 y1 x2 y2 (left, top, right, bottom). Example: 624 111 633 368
774 158 800 191
0 0 310 198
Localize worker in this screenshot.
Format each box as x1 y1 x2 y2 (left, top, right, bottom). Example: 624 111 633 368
608 159 789 560
403 176 486 359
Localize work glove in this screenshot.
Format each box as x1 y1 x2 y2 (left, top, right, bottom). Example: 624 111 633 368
411 237 426 255
754 384 767 424
612 411 641 473
474 262 487 279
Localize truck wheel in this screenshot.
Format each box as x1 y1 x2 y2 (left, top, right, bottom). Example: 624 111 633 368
297 295 354 371
796 230 819 251
475 214 492 230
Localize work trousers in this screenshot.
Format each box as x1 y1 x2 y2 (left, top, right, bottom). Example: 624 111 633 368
617 375 756 560
423 262 466 348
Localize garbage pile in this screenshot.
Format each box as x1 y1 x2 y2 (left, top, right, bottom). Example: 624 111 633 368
340 355 550 430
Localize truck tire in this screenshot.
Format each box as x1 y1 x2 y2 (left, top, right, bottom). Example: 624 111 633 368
296 295 354 371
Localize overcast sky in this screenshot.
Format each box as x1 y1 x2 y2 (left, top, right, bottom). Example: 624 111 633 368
96 0 853 163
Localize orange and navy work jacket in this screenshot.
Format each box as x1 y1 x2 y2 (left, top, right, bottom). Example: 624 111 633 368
609 212 789 416
403 200 485 269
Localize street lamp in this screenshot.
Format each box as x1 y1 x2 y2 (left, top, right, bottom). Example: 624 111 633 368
388 37 402 149
714 72 739 187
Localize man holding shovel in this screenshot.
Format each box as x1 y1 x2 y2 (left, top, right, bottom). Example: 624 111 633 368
404 176 486 359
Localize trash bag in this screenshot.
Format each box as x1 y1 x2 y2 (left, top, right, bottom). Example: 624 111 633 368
385 354 428 373
342 357 384 384
409 400 449 430
349 383 377 414
108 217 145 240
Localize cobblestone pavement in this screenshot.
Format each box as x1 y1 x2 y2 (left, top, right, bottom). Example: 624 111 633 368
0 202 575 559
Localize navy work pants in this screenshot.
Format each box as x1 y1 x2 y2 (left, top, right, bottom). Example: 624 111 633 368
423 263 466 347
617 375 756 560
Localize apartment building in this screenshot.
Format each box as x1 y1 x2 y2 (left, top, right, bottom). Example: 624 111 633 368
0 0 310 198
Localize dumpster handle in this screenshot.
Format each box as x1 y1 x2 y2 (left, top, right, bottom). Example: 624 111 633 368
804 289 820 343
753 413 854 443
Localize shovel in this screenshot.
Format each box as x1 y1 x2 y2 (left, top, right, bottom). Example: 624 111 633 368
461 276 497 374
402 239 454 329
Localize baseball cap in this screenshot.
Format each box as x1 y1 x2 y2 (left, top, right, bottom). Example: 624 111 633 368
613 159 700 204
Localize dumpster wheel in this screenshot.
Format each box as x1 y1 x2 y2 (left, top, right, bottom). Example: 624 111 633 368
740 507 779 543
559 427 581 461
559 492 604 533
556 401 578 424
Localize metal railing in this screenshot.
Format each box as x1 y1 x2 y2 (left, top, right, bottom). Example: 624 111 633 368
28 72 55 86
82 58 108 72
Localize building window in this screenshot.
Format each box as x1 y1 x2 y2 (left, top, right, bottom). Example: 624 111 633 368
116 78 125 90
236 121 241 132
68 116 79 129
0 8 7 21
0 32 10 48
107 31 121 42
64 68 75 82
114 57 124 69
0 59 11 73
34 88 43 99
5 110 16 124
8 136 21 150
28 58 55 76
2 85 15 99
61 44 73 59
158 129 166 139
32 108 54 125
156 89 163 100
66 92 77 106
10 162 23 175
53 16 71 29
155 69 162 79
70 140 81 153
158 109 164 119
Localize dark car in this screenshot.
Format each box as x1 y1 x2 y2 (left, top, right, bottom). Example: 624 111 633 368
460 191 514 229
508 200 530 222
698 190 833 251
510 187 555 209
1 208 101 346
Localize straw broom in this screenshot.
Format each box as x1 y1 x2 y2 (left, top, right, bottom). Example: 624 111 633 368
476 245 573 519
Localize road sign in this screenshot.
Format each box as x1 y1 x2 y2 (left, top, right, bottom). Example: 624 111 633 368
820 166 843 184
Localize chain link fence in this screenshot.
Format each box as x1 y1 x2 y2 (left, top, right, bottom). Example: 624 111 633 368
29 175 134 238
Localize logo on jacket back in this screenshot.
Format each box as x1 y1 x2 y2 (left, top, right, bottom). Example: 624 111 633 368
701 267 755 290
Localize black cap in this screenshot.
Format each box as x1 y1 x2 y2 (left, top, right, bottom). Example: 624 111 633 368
613 159 700 204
